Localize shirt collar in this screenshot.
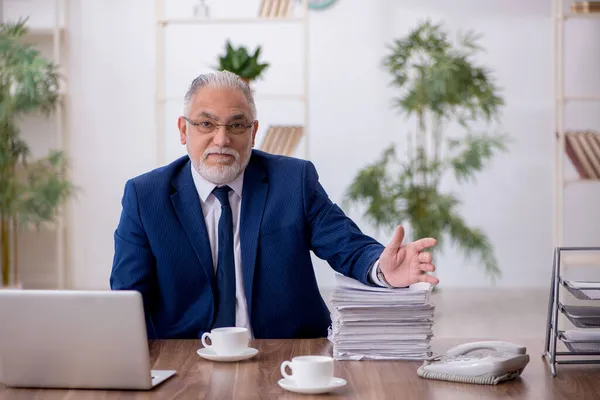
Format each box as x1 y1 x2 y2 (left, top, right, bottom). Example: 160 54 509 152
190 161 245 203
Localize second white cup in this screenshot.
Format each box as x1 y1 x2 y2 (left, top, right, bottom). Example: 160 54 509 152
280 355 334 388
201 327 249 356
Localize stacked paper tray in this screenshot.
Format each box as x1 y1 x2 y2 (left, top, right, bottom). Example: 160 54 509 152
559 330 600 353
561 279 600 301
559 304 600 328
327 274 434 360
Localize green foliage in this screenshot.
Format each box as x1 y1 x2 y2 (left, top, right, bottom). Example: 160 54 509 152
344 20 510 281
215 40 270 82
0 19 75 286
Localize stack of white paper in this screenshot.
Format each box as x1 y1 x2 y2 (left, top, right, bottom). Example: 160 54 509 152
327 274 435 360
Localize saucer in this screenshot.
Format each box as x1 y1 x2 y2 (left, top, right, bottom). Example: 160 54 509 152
277 377 347 394
196 347 258 362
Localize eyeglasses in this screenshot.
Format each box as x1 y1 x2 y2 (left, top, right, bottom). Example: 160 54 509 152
183 116 254 135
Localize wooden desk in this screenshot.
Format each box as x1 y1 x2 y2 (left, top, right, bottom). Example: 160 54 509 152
1 338 600 399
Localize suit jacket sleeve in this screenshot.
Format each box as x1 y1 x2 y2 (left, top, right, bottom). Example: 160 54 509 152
302 161 384 285
110 179 158 337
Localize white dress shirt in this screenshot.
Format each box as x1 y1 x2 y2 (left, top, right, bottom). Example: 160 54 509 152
190 164 388 337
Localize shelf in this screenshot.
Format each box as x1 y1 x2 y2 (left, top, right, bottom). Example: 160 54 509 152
561 278 600 300
563 12 600 19
157 17 305 26
563 96 600 102
22 27 65 38
254 93 305 101
158 93 305 103
564 177 600 186
560 303 600 328
554 0 600 263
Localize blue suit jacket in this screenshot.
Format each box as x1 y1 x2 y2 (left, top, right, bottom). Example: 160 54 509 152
110 150 384 339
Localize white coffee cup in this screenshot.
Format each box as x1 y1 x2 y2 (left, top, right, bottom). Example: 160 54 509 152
201 327 249 356
280 355 334 388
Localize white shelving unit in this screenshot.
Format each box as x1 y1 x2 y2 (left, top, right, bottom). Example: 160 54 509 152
553 0 600 267
154 0 310 167
0 0 69 289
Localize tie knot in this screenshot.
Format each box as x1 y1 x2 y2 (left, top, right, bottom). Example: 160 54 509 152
212 186 232 206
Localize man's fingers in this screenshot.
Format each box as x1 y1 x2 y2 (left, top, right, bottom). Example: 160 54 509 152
387 225 405 249
419 274 439 285
419 263 436 273
418 252 432 263
411 237 437 252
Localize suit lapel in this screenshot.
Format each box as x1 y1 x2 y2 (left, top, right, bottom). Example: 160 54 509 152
240 157 268 318
170 160 215 288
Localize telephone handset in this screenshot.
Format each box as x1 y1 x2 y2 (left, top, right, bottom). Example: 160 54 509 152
445 341 526 358
417 341 530 385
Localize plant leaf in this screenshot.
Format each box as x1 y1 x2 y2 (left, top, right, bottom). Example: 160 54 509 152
215 41 269 80
446 133 509 183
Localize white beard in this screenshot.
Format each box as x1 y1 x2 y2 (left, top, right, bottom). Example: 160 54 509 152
193 142 252 185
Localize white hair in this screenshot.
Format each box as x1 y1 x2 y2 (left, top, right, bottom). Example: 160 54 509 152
183 70 257 119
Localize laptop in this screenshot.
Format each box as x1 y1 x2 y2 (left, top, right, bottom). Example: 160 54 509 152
0 289 176 390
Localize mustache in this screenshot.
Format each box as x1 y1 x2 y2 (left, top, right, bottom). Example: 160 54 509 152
202 147 240 160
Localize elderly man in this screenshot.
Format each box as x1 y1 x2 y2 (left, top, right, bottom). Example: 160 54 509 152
110 70 438 340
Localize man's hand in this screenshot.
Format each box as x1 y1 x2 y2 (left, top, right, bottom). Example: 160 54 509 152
379 225 439 287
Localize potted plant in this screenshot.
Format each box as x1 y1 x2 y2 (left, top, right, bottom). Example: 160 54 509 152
344 20 509 282
215 40 270 84
1 19 75 288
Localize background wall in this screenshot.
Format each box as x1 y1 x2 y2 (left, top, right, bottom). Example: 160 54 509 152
4 0 600 290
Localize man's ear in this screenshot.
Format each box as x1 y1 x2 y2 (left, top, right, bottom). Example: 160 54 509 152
178 116 187 145
251 120 259 147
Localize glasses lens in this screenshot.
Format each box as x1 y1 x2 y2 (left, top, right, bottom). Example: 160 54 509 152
197 121 216 133
229 123 250 135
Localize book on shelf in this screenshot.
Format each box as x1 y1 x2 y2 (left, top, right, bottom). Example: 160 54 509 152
260 125 303 156
572 1 600 13
259 0 294 18
561 130 600 180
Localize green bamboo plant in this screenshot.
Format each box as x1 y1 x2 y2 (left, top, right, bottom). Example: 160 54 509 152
344 20 509 281
1 19 74 287
215 40 270 83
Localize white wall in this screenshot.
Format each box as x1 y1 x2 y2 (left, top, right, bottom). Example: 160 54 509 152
5 0 600 290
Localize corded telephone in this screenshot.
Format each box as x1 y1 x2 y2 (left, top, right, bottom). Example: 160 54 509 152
417 341 530 385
